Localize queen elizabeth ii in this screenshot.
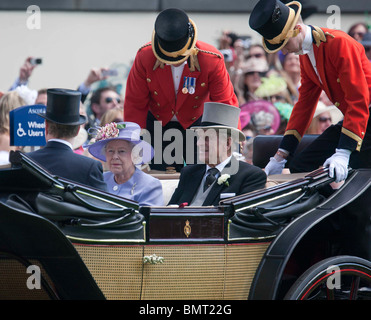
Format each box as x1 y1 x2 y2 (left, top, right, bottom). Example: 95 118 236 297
88 122 163 206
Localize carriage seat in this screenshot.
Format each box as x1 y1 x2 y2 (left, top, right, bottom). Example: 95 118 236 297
252 134 319 169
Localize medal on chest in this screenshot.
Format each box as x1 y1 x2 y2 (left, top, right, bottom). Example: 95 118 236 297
182 76 196 95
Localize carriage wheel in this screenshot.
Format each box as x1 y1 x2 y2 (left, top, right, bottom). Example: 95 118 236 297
284 255 371 300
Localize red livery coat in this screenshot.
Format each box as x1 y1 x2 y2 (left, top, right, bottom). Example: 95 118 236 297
123 41 238 130
281 27 371 153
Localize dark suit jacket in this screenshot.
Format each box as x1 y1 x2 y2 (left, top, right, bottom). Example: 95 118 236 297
169 157 267 206
27 141 107 192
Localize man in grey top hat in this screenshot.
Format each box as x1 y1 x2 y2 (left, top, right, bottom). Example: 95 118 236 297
27 88 107 191
169 102 266 206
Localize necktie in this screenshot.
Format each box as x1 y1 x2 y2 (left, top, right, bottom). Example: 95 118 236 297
203 167 219 192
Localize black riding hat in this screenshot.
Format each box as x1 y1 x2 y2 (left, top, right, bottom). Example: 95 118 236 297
249 0 302 53
152 8 198 65
38 88 86 126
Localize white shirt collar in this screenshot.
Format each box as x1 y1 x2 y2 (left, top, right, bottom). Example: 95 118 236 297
297 25 313 55
206 155 232 175
48 138 73 150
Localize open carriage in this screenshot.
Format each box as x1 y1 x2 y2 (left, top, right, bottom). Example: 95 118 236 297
0 135 370 300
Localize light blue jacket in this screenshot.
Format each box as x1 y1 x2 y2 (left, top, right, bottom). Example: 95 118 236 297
104 168 163 207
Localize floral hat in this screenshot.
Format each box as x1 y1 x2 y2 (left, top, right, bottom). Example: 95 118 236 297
88 122 154 165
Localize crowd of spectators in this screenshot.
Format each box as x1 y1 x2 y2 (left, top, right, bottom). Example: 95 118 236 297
0 19 370 170
218 21 371 162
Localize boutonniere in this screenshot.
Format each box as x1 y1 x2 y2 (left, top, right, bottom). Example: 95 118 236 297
217 174 230 187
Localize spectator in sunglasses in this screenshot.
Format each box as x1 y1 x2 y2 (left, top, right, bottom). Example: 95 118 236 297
236 58 269 105
348 22 368 43
245 44 268 62
87 86 122 130
306 101 343 135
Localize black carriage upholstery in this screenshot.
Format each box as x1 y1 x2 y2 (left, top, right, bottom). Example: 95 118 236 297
0 201 105 300
252 134 319 168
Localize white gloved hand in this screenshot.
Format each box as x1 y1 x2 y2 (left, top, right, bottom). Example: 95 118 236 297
264 157 287 176
323 148 351 183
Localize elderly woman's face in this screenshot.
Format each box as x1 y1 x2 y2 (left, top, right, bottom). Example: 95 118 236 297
105 140 134 175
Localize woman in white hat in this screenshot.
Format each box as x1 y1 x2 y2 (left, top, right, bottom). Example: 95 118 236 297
88 122 163 207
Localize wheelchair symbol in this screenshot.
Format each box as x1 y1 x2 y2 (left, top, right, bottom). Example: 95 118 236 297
17 123 27 137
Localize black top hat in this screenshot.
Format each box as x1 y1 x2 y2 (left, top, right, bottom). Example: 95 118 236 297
152 8 198 65
38 88 86 126
249 0 302 53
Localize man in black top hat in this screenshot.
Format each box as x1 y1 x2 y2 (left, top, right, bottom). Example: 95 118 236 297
169 102 266 206
27 88 107 191
249 0 371 184
124 8 239 172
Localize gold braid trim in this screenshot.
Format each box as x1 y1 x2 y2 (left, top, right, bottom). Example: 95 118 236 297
284 129 302 142
153 59 165 71
196 47 222 59
189 47 222 72
312 26 335 47
138 43 151 52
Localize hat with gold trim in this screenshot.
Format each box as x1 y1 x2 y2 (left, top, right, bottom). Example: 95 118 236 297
249 0 302 53
152 8 198 65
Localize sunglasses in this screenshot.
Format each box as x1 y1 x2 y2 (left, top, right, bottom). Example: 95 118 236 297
352 32 365 38
264 95 285 101
246 53 265 60
319 116 332 122
105 97 121 104
245 71 266 77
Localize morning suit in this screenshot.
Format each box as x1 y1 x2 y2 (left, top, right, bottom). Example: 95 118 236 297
27 141 107 191
168 157 267 206
279 27 371 172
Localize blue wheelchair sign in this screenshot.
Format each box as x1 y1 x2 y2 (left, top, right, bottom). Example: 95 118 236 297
9 105 46 146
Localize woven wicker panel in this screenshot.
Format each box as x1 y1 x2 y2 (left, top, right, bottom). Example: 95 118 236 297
74 242 270 300
141 245 226 300
224 242 270 299
74 244 143 300
0 258 53 300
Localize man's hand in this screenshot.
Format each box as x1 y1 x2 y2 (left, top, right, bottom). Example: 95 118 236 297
83 67 109 87
264 149 288 176
19 57 37 83
323 148 351 183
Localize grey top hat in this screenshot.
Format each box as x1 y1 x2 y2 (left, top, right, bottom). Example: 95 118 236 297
37 88 86 126
191 102 245 142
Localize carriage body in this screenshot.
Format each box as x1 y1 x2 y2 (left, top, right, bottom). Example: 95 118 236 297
0 141 370 300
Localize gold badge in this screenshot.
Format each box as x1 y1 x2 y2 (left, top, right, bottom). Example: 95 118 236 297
184 220 191 238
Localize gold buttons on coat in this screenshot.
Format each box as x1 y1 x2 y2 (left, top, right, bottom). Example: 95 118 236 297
335 102 340 107
201 83 206 87
193 105 198 109
156 114 160 118
154 91 158 95
146 78 151 83
337 78 340 83
191 116 196 121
